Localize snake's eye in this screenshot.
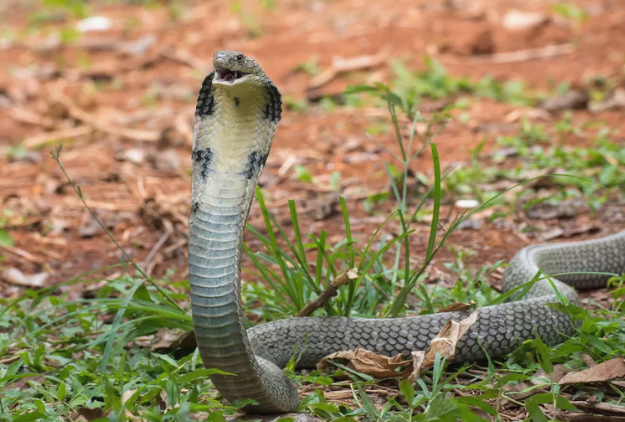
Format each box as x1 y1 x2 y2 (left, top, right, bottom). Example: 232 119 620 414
236 54 244 63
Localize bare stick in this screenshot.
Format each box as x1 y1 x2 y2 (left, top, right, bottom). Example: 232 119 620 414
9 107 56 129
143 232 170 276
296 268 358 317
53 93 162 142
308 48 390 90
438 43 575 65
0 245 46 265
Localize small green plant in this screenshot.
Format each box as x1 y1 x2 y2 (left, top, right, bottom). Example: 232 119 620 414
0 229 13 247
141 84 159 109
552 3 588 29
498 118 549 148
438 247 505 306
294 56 321 76
0 209 18 247
318 96 339 113
294 165 314 183
229 0 264 38
168 1 184 21
260 0 278 10
59 27 80 44
42 0 89 19
123 16 141 33
347 56 539 118
442 116 623 211
552 2 588 47
283 95 309 112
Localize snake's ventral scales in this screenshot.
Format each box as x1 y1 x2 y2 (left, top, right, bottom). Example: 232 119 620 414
188 50 625 414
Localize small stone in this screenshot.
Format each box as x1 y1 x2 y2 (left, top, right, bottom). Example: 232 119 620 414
502 10 548 31
76 16 113 32
455 199 480 209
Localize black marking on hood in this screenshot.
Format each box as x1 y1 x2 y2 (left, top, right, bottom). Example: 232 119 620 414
234 96 240 107
191 202 199 215
262 82 282 122
242 150 269 180
192 147 213 180
195 71 215 117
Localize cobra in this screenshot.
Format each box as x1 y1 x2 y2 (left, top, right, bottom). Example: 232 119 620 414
188 50 625 414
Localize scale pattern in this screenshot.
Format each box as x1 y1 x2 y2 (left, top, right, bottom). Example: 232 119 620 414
188 50 625 415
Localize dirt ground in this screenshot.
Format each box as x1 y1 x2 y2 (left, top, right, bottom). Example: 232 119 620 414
0 0 624 299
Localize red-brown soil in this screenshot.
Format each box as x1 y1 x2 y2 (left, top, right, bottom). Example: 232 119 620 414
0 0 624 299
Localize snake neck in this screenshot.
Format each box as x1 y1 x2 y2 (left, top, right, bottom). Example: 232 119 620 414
188 71 297 413
189 84 263 366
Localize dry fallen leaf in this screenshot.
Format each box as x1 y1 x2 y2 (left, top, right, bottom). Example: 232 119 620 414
317 310 480 382
70 408 105 421
560 358 625 386
1 267 49 288
571 401 625 416
317 348 411 379
437 300 476 313
151 328 195 352
569 415 625 422
122 389 137 419
410 310 479 381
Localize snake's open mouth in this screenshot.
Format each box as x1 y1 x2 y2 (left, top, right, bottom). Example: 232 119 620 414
214 67 249 84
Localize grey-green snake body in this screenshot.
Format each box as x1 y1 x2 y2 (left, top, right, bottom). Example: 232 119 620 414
188 50 625 414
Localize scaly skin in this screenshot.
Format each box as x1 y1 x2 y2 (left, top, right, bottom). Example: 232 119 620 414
188 50 625 414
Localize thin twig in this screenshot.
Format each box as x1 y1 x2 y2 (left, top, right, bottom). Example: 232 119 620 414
142 232 170 276
9 107 56 129
308 47 391 90
296 268 358 317
0 245 46 265
53 93 162 142
162 238 188 255
50 145 183 312
439 43 575 65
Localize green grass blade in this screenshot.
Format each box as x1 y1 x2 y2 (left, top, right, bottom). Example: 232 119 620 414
426 143 442 260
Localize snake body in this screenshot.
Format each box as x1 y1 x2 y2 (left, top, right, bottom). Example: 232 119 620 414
188 51 625 414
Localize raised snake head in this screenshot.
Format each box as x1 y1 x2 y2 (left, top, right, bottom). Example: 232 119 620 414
212 50 266 88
